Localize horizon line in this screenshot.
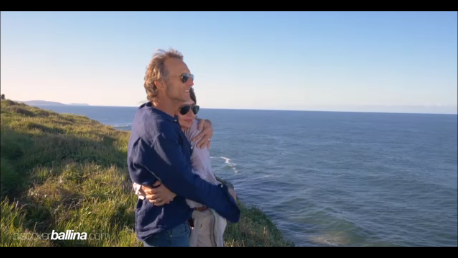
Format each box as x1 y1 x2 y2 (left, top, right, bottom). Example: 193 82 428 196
93 104 458 115
19 104 457 115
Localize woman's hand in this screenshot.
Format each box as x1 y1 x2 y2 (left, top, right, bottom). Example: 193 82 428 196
143 181 176 206
192 119 213 149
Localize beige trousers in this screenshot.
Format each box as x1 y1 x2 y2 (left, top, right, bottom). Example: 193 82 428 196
190 209 227 247
190 209 216 247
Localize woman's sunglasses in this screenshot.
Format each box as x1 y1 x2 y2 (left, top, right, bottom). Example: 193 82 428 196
180 73 194 83
179 105 200 115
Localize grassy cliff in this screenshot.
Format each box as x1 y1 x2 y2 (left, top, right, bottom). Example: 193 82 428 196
0 99 294 247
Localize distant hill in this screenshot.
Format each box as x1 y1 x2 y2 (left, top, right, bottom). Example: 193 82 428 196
16 100 90 106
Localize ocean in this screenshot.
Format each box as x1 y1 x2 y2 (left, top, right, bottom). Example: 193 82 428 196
38 105 457 247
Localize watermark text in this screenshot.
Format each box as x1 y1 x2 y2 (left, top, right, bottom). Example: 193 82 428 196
13 230 109 241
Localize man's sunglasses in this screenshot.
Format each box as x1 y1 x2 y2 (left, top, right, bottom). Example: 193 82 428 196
179 105 200 115
180 73 194 83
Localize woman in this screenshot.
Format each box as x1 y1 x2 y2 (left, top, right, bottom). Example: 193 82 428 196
133 88 236 247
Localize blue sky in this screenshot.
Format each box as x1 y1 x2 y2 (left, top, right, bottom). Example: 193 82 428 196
1 11 457 114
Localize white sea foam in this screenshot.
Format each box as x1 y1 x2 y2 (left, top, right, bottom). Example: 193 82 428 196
220 156 238 174
112 123 133 128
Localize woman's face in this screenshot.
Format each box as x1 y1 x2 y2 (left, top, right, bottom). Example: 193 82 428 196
176 99 198 129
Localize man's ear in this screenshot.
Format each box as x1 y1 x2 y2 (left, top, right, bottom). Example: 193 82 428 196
155 80 166 91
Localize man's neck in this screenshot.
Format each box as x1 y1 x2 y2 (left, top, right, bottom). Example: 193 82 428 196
153 98 180 118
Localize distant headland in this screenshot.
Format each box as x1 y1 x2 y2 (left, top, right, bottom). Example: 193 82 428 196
15 100 90 106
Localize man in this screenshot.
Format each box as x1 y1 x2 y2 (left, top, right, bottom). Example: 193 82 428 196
127 48 240 247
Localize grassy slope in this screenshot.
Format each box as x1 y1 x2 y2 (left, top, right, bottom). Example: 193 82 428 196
0 100 294 247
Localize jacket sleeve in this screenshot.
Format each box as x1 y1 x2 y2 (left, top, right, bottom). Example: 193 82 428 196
129 135 240 223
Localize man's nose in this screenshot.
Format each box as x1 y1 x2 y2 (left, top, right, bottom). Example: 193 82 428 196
186 77 194 87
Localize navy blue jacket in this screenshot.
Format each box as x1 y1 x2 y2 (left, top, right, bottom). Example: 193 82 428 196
127 102 240 241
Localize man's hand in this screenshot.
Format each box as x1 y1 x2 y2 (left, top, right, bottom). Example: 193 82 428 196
192 119 213 149
143 181 177 206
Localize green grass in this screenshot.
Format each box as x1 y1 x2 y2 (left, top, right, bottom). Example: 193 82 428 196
0 99 294 247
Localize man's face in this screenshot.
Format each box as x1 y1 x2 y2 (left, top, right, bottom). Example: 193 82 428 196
163 58 194 103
